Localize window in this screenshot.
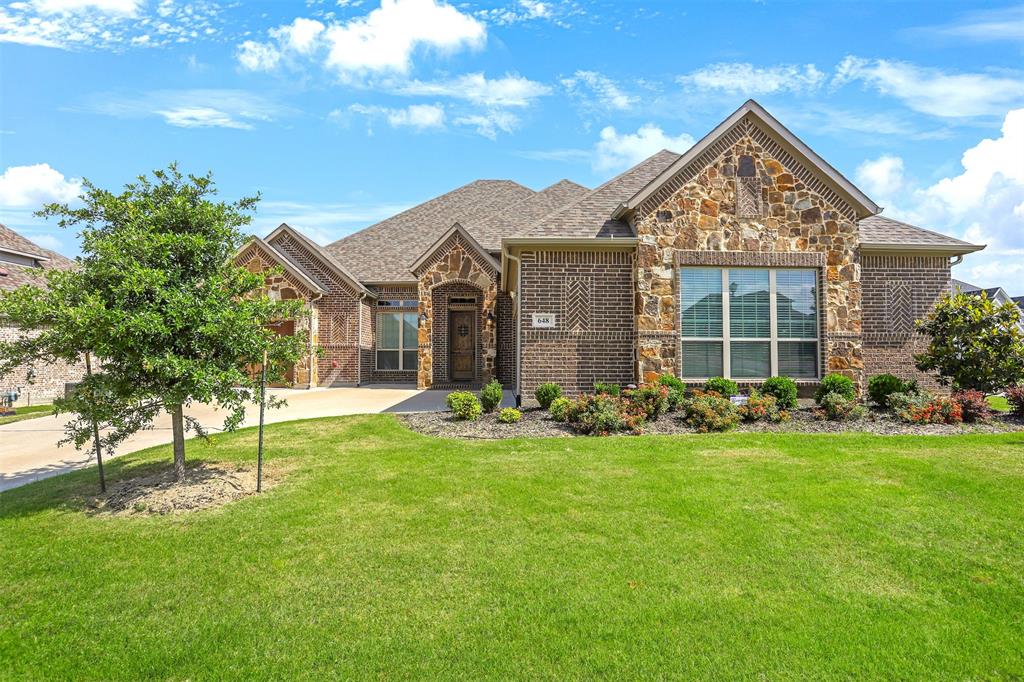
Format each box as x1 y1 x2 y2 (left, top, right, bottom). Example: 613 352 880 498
377 299 418 308
377 312 418 370
679 267 818 380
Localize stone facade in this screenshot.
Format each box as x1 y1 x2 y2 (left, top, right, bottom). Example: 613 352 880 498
632 118 865 389
518 249 635 398
0 323 86 407
413 231 499 389
862 254 949 392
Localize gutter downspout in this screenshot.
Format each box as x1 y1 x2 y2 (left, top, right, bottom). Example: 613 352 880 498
503 248 522 403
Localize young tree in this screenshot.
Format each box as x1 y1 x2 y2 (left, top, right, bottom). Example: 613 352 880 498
0 164 305 481
915 291 1024 394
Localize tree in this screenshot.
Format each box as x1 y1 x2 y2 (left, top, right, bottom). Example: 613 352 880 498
0 164 305 481
915 291 1024 394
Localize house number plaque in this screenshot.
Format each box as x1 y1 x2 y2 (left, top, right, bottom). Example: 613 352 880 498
531 313 556 328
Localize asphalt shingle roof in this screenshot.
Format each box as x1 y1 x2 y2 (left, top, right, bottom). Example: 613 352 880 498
859 215 976 248
464 179 590 250
0 224 75 292
325 179 536 283
526 150 681 238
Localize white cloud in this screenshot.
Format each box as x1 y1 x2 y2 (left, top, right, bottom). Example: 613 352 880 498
561 70 636 110
237 40 282 71
392 72 551 107
30 0 138 13
345 103 446 131
519 0 550 19
81 89 290 130
833 57 1024 118
679 62 825 95
453 110 519 139
593 124 694 172
0 164 82 207
273 17 325 54
856 155 905 199
911 5 1024 42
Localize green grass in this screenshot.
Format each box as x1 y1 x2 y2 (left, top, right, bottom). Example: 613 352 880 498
2 416 1023 680
0 404 54 426
988 395 1011 412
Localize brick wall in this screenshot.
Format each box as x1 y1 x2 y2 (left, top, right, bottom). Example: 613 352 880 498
518 249 634 399
0 324 85 406
862 254 950 392
367 285 417 384
496 290 515 386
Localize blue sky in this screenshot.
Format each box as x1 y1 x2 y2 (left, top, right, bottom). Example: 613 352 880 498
1 0 1023 293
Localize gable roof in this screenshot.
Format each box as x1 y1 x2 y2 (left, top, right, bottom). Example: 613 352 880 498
266 223 371 296
526 150 681 239
861 215 983 255
615 100 880 221
0 223 76 292
1013 296 1024 312
410 222 500 276
465 179 590 249
326 179 535 283
235 237 328 296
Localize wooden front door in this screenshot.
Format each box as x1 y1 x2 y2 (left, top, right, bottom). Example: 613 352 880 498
449 310 476 381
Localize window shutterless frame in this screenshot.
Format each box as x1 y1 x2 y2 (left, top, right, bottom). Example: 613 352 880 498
678 266 819 381
375 311 419 371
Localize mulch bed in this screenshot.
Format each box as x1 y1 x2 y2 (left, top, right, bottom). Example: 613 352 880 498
399 407 1024 440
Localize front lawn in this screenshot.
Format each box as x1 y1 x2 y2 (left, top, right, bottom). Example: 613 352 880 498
2 416 1023 679
0 403 53 426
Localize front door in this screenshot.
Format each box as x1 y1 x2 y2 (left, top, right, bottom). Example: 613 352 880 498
449 310 476 381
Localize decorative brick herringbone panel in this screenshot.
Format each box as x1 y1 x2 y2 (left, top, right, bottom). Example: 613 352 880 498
886 281 913 333
330 314 356 345
736 177 762 218
564 276 592 332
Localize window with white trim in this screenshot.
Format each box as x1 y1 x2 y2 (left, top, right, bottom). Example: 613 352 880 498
679 267 819 379
377 312 418 371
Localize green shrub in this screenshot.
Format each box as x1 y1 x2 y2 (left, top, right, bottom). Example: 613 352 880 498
704 377 738 397
534 383 562 409
867 374 915 408
623 383 669 421
891 392 962 425
565 393 642 435
497 407 522 424
593 382 621 396
952 390 992 423
1007 386 1024 418
480 379 503 413
814 374 856 405
681 392 740 433
738 389 788 423
760 376 798 409
814 391 866 421
446 391 482 421
658 374 687 411
549 396 572 422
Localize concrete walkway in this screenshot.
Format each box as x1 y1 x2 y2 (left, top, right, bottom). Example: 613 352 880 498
0 384 481 493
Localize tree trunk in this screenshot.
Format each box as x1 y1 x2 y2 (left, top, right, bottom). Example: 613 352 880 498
170 404 186 482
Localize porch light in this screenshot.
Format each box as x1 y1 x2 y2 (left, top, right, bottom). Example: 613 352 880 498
419 312 428 324
486 310 495 323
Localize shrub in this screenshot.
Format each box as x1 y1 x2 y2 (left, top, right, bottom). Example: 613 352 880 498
867 374 914 409
760 376 798 409
446 391 482 421
681 393 740 433
658 374 687 412
953 389 992 423
480 379 503 413
565 393 640 435
815 392 866 421
534 382 562 409
704 377 738 398
738 389 788 423
623 383 669 421
815 374 857 405
895 394 963 425
593 382 621 396
497 407 522 424
549 396 572 422
1004 386 1024 418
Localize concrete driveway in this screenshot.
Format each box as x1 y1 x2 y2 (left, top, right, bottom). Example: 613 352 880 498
0 385 467 493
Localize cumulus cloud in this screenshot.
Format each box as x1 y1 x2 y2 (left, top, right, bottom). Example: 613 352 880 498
594 124 694 172
236 40 282 71
0 164 82 207
344 103 446 131
833 57 1024 118
856 155 905 200
561 70 636 111
679 62 826 95
392 72 551 107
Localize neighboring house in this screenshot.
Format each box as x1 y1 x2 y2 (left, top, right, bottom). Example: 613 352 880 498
236 100 984 399
1014 296 1024 313
953 279 1024 330
0 224 85 405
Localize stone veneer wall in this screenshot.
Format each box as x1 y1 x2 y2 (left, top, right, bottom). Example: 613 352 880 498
632 121 864 389
518 249 634 398
0 323 86 406
862 254 950 392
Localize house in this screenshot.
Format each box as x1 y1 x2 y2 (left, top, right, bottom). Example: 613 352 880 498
953 279 1024 330
0 224 85 405
235 100 984 400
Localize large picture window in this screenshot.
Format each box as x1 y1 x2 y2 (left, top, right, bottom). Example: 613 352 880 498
679 267 819 380
377 311 418 371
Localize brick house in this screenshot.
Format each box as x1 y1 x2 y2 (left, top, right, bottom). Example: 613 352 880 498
0 224 85 406
235 100 983 400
